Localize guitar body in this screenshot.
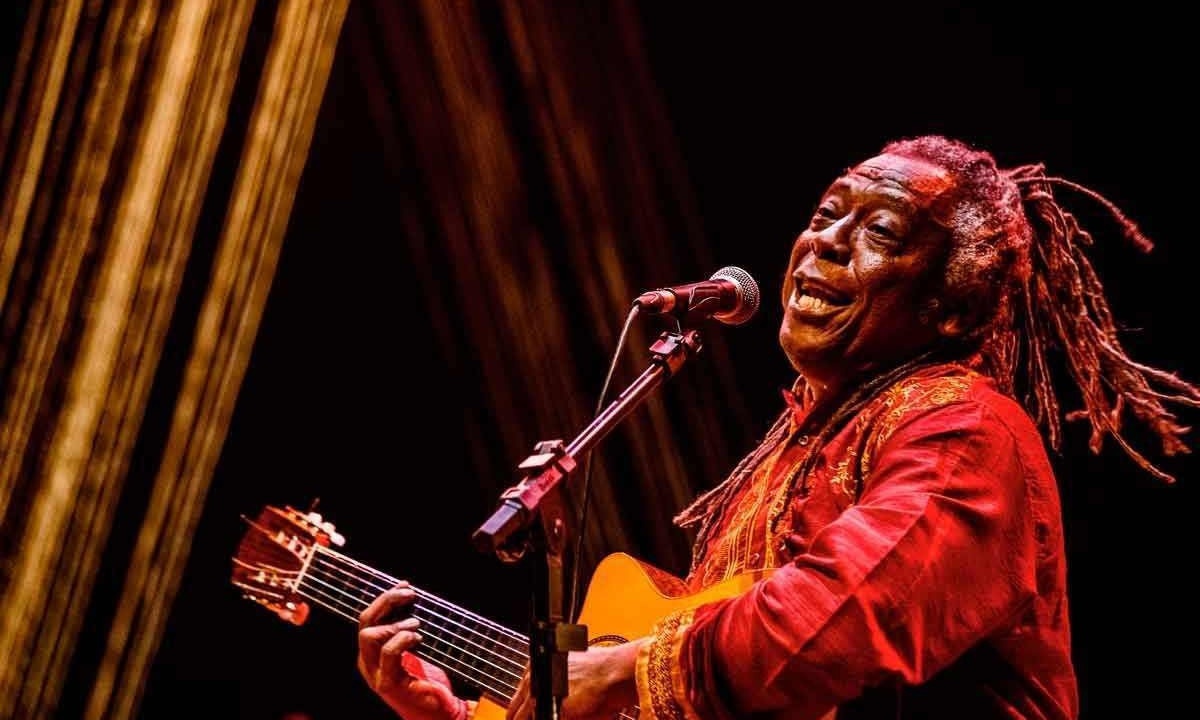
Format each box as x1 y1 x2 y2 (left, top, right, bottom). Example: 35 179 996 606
474 552 772 720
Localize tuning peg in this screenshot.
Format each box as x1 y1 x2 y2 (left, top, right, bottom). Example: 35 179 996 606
306 511 323 526
276 601 310 626
321 521 345 546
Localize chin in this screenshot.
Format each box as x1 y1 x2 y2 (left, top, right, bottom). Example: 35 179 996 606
779 330 826 373
781 317 855 373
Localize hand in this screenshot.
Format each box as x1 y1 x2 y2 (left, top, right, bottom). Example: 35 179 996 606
506 640 646 720
358 582 471 720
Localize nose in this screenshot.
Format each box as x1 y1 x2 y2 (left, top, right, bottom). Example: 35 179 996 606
808 219 851 265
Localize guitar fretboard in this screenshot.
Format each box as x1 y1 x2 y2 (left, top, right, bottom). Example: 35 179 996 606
296 544 528 701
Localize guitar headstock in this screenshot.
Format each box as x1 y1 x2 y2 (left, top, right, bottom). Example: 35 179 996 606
232 504 346 625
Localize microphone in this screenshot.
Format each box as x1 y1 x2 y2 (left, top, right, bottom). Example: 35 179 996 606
634 266 760 326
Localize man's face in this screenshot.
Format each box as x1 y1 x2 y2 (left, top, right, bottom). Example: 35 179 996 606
779 153 955 387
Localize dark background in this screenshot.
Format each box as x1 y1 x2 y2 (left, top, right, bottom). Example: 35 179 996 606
8 2 1194 719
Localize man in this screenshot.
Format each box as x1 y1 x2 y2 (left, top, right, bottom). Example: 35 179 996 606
356 136 1198 719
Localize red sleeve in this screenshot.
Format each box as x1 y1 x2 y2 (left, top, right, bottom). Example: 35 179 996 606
635 400 1042 720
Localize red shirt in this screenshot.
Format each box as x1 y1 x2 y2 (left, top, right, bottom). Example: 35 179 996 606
635 363 1078 720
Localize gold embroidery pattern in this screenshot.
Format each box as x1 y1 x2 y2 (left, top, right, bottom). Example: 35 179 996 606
697 440 789 587
763 451 807 565
637 609 698 720
865 373 975 476
861 442 874 482
827 451 856 499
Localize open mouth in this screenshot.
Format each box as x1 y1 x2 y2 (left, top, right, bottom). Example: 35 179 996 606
791 278 852 315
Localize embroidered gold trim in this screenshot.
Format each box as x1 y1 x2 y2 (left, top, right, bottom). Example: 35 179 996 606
636 609 699 720
869 375 974 462
697 438 789 586
827 451 856 499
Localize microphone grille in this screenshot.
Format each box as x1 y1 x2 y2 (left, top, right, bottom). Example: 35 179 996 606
710 265 760 325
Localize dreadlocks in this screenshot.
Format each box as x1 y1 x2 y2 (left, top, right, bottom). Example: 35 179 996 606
883 135 1200 482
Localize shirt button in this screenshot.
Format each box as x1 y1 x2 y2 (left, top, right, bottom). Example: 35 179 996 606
796 434 810 446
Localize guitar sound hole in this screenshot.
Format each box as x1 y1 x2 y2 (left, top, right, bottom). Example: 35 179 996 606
589 634 628 646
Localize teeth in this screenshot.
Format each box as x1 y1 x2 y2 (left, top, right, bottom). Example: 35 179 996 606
796 293 836 312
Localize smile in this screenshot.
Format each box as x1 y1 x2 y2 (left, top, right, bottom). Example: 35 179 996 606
789 292 848 320
791 293 844 315
789 277 852 319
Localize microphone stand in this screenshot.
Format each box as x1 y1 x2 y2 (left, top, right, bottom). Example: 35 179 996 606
472 328 704 720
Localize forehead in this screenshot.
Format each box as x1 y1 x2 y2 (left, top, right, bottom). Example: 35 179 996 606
827 154 954 209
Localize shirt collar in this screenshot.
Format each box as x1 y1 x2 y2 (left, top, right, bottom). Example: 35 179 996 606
781 379 811 427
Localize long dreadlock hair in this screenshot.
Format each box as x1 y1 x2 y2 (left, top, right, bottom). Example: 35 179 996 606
677 135 1200 564
889 135 1200 482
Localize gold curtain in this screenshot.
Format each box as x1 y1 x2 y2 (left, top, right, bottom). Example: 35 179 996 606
0 2 349 719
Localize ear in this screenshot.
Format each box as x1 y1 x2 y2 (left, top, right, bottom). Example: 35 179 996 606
935 297 988 339
920 297 975 339
936 313 970 338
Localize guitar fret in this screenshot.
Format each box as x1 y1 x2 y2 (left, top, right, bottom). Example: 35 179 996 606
465 615 522 689
303 546 529 700
417 628 514 697
417 603 521 682
477 618 528 665
412 643 517 701
413 594 530 666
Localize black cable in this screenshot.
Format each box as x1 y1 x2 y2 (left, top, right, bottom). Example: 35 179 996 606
567 303 640 621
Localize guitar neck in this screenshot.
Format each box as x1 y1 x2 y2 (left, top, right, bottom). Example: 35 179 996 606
296 544 527 702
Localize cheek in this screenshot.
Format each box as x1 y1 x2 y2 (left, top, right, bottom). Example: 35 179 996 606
848 248 889 289
851 254 928 311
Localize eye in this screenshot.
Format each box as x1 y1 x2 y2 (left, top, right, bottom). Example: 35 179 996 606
809 203 840 229
867 223 896 239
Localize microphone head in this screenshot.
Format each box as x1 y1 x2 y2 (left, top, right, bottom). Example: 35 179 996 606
710 266 760 325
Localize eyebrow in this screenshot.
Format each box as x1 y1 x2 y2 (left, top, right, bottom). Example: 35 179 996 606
824 179 920 214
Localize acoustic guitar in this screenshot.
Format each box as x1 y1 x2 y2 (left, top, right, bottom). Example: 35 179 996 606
231 504 779 720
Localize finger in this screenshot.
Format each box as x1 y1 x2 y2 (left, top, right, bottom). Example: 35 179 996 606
359 617 421 645
376 630 423 691
359 582 414 628
358 618 421 675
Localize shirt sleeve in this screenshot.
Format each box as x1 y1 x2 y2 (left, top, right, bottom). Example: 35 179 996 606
634 400 1042 720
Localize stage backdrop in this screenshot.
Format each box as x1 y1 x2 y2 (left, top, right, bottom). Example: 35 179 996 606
1 2 1195 720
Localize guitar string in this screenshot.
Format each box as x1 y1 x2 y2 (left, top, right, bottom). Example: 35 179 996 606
301 567 526 680
270 549 638 720
292 583 520 700
314 544 530 643
249 554 525 673
316 545 529 646
304 554 525 662
298 560 641 720
304 559 525 667
304 554 527 666
300 568 525 681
